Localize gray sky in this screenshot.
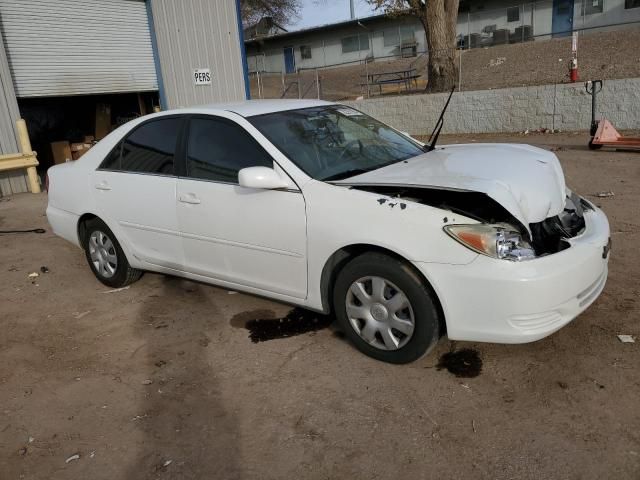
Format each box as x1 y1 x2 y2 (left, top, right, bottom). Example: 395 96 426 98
292 0 378 30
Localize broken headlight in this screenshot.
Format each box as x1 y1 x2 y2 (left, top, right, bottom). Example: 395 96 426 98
444 224 536 261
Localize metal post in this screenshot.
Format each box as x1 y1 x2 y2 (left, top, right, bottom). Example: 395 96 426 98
458 49 462 91
297 70 301 99
281 70 285 97
365 59 370 98
315 69 320 99
256 70 262 99
16 119 40 194
467 12 471 50
521 3 524 42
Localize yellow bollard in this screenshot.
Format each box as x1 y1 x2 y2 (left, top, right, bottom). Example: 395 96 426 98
16 119 40 194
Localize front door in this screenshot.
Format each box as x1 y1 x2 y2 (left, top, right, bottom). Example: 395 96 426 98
92 117 184 270
176 116 307 299
552 0 574 37
283 46 296 74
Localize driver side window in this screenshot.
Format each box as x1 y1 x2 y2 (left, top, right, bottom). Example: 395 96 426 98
186 117 273 183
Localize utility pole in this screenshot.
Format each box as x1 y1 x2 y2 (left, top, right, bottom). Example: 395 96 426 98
350 0 355 20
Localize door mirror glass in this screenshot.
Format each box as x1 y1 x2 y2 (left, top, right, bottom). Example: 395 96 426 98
238 167 289 190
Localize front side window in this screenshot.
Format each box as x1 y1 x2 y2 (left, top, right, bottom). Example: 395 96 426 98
119 118 180 174
300 45 312 59
507 6 520 22
186 118 273 183
625 0 639 7
249 106 425 181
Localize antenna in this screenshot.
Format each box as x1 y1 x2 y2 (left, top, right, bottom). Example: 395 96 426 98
427 85 456 152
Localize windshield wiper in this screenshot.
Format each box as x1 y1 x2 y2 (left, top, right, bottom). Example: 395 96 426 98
322 168 371 181
427 85 456 152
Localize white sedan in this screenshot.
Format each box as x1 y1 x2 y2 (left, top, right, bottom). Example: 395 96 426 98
46 100 610 363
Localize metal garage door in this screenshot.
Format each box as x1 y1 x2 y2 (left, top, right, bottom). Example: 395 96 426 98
0 0 158 97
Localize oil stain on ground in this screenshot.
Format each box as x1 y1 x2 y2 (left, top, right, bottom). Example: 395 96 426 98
437 348 483 378
230 308 333 343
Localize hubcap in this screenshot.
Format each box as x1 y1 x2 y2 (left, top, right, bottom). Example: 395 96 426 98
345 276 415 351
89 230 118 278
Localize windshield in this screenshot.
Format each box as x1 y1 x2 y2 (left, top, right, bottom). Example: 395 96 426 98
248 105 425 181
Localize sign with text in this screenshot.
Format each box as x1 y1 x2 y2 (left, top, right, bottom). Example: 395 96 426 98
194 68 212 85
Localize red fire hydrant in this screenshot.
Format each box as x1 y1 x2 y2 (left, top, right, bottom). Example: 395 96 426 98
569 57 578 82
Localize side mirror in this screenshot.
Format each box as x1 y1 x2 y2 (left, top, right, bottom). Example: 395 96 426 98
238 166 289 190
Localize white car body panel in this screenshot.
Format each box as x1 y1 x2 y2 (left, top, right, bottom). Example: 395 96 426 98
46 99 610 346
335 143 567 233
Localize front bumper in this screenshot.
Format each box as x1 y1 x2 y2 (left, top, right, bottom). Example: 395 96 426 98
416 206 610 344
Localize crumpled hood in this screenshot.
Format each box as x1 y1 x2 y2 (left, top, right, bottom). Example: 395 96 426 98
336 143 567 229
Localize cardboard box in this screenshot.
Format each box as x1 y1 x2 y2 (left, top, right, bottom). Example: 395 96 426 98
50 141 72 164
95 103 111 140
71 142 92 160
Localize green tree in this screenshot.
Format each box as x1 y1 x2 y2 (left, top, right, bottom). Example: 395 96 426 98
240 0 301 27
368 0 460 92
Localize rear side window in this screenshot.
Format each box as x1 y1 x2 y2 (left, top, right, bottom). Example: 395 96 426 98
186 118 273 183
101 118 181 174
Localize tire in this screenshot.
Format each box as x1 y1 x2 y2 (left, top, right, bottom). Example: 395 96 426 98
82 218 142 288
332 252 441 364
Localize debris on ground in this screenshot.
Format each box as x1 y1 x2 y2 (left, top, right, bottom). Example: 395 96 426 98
8 265 18 272
594 191 615 198
550 146 566 152
18 446 27 456
73 311 91 319
141 379 153 385
40 266 49 273
228 291 238 295
617 335 635 343
101 286 130 294
65 453 81 463
28 436 34 443
28 272 39 279
163 460 173 468
89 451 95 458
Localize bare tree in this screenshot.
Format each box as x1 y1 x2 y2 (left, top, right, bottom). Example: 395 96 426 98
368 0 460 92
240 0 301 27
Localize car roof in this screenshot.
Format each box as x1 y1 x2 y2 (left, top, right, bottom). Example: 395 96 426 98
171 99 337 118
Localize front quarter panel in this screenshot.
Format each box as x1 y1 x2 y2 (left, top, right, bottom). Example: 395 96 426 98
303 180 478 309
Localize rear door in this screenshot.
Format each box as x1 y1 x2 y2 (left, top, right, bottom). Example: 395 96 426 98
176 115 307 298
92 117 184 270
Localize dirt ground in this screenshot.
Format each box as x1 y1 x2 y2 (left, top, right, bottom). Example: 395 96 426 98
1 132 639 480
251 27 640 101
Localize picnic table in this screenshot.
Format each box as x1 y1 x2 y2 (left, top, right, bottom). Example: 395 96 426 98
360 68 420 96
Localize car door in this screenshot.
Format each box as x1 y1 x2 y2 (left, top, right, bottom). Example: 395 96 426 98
92 116 184 270
176 115 307 299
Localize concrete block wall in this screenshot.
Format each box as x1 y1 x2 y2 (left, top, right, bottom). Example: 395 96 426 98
343 78 640 135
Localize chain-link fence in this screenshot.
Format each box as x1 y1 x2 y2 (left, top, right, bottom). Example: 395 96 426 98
248 1 640 102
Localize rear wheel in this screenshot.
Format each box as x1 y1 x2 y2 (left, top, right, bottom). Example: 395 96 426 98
333 252 441 364
82 218 142 288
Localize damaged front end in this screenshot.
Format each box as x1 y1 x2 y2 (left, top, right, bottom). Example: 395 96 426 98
353 185 589 261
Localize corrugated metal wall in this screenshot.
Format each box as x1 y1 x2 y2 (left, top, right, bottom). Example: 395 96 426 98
0 0 158 97
149 0 247 108
0 18 27 196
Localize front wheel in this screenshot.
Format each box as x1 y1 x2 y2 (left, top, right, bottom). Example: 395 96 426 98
82 218 142 288
333 252 441 364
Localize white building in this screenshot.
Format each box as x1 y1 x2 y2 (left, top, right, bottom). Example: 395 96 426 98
245 0 640 74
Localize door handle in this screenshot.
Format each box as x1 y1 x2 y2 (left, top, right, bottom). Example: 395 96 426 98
179 193 201 205
95 181 111 191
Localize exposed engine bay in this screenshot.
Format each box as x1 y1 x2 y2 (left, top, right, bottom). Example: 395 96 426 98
352 185 589 257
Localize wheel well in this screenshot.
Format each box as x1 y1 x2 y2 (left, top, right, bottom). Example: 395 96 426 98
320 244 447 335
77 213 98 247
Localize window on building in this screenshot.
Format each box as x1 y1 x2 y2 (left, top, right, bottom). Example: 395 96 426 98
300 45 312 59
625 0 640 8
582 0 604 14
186 118 273 183
117 118 180 174
383 28 400 47
341 34 369 54
507 6 520 22
400 26 416 44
